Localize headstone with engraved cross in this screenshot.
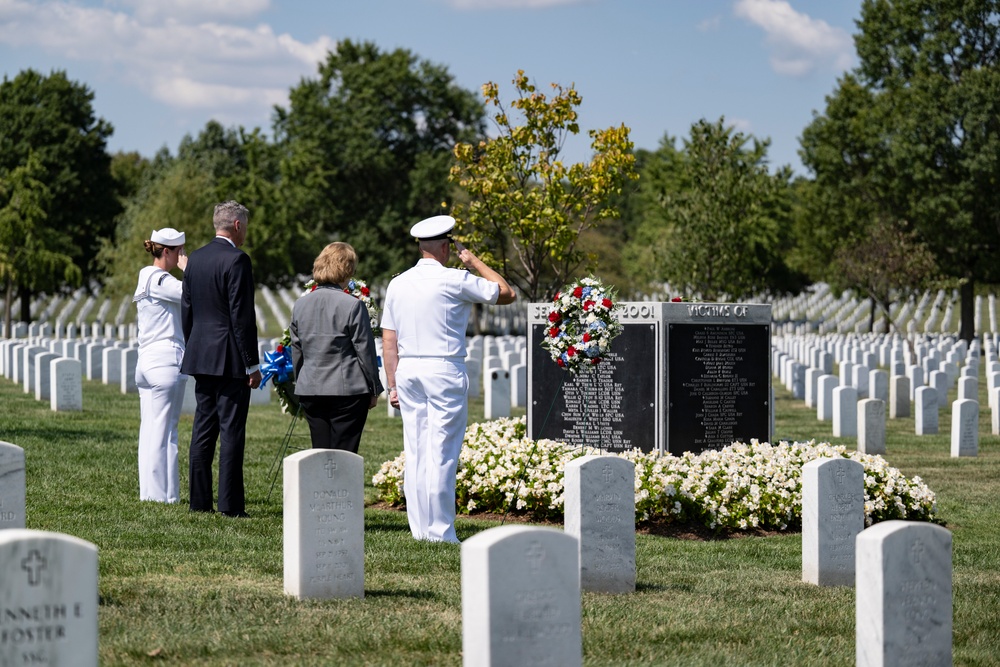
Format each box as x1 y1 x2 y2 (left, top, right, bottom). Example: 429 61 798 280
283 449 364 599
564 455 635 593
856 521 952 667
0 441 26 530
0 529 99 667
462 525 581 667
802 457 864 586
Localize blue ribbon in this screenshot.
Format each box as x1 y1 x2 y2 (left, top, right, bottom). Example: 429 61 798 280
260 347 294 388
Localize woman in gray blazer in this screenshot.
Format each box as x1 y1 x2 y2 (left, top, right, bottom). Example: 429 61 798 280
290 242 383 451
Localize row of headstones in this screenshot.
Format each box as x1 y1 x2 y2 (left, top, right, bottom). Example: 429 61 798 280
1 334 275 411
370 335 527 422
3 320 136 342
773 332 995 456
0 450 953 663
803 457 952 666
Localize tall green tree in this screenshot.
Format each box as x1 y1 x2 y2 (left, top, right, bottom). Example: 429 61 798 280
831 217 939 333
273 40 485 281
0 154 81 323
625 118 801 301
0 69 120 315
450 70 637 301
801 0 1000 340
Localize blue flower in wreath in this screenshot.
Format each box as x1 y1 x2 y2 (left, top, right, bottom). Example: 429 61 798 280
589 320 606 331
586 345 600 358
581 286 593 297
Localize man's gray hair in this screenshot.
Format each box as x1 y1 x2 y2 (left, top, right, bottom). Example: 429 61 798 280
213 200 249 233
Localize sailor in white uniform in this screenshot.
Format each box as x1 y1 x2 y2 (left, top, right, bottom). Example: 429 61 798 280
133 227 188 503
381 215 517 542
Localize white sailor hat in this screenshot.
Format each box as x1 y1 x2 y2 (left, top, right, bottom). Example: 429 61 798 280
409 215 455 241
150 228 185 246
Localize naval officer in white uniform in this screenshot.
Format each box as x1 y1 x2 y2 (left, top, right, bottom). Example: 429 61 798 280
381 215 517 542
133 227 188 503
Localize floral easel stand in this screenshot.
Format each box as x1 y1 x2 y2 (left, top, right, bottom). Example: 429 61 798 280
259 346 305 502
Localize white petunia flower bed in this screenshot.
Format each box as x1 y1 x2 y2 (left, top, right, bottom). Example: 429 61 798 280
372 416 938 532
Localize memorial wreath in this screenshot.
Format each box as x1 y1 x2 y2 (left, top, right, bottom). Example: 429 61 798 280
541 276 624 373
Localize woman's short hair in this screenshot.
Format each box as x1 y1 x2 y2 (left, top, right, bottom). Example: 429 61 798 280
312 242 358 285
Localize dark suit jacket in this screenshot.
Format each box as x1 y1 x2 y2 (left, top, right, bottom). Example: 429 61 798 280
181 237 259 377
290 285 384 397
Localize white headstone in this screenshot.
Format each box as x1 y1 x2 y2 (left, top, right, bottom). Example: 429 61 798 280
0 441 26 529
120 348 138 394
484 369 511 420
0 530 99 667
50 358 83 412
802 457 865 586
510 363 527 408
957 376 977 401
805 367 821 408
889 375 910 419
929 369 948 409
461 525 581 667
833 386 858 437
817 374 838 421
32 352 59 402
101 346 121 386
869 369 888 404
852 364 869 398
283 449 364 599
856 521 952 667
950 398 978 458
858 398 886 455
564 455 635 594
915 386 938 435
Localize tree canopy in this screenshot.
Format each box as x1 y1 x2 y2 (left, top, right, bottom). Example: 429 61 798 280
0 69 119 298
800 0 1000 339
450 70 637 301
274 39 485 282
625 118 802 301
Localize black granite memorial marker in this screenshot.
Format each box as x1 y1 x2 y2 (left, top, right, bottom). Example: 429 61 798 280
528 302 771 456
665 303 771 455
528 304 659 453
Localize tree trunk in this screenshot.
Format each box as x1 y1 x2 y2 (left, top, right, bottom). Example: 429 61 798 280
3 278 12 332
868 296 876 333
960 279 975 342
18 284 31 323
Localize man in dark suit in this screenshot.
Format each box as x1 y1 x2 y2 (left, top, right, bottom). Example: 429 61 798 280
181 200 262 517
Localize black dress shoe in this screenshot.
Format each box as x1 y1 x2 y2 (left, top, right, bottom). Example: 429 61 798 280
221 511 250 518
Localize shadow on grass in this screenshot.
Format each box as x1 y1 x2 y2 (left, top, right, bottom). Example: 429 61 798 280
364 588 438 600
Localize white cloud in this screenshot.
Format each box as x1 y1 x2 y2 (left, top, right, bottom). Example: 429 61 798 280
733 0 853 77
0 0 333 119
728 117 753 133
698 15 722 32
113 0 272 24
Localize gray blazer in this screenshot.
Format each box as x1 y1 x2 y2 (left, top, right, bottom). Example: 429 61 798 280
290 285 384 397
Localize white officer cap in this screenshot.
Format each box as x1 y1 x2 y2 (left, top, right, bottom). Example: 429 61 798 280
409 215 455 241
150 228 185 246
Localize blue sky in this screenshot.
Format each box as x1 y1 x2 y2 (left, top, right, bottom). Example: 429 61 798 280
0 0 863 174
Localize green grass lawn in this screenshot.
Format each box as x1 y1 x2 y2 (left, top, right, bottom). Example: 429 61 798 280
1 372 998 666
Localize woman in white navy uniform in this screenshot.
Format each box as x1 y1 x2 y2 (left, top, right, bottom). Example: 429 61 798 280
133 227 188 503
381 215 517 542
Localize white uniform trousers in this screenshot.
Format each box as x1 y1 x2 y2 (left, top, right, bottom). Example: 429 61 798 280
396 357 468 543
136 340 186 503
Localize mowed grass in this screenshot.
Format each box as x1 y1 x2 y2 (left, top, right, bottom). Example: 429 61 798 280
1 369 999 666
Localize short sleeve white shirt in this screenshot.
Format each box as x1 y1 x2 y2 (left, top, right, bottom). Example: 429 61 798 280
381 258 499 358
134 266 185 350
